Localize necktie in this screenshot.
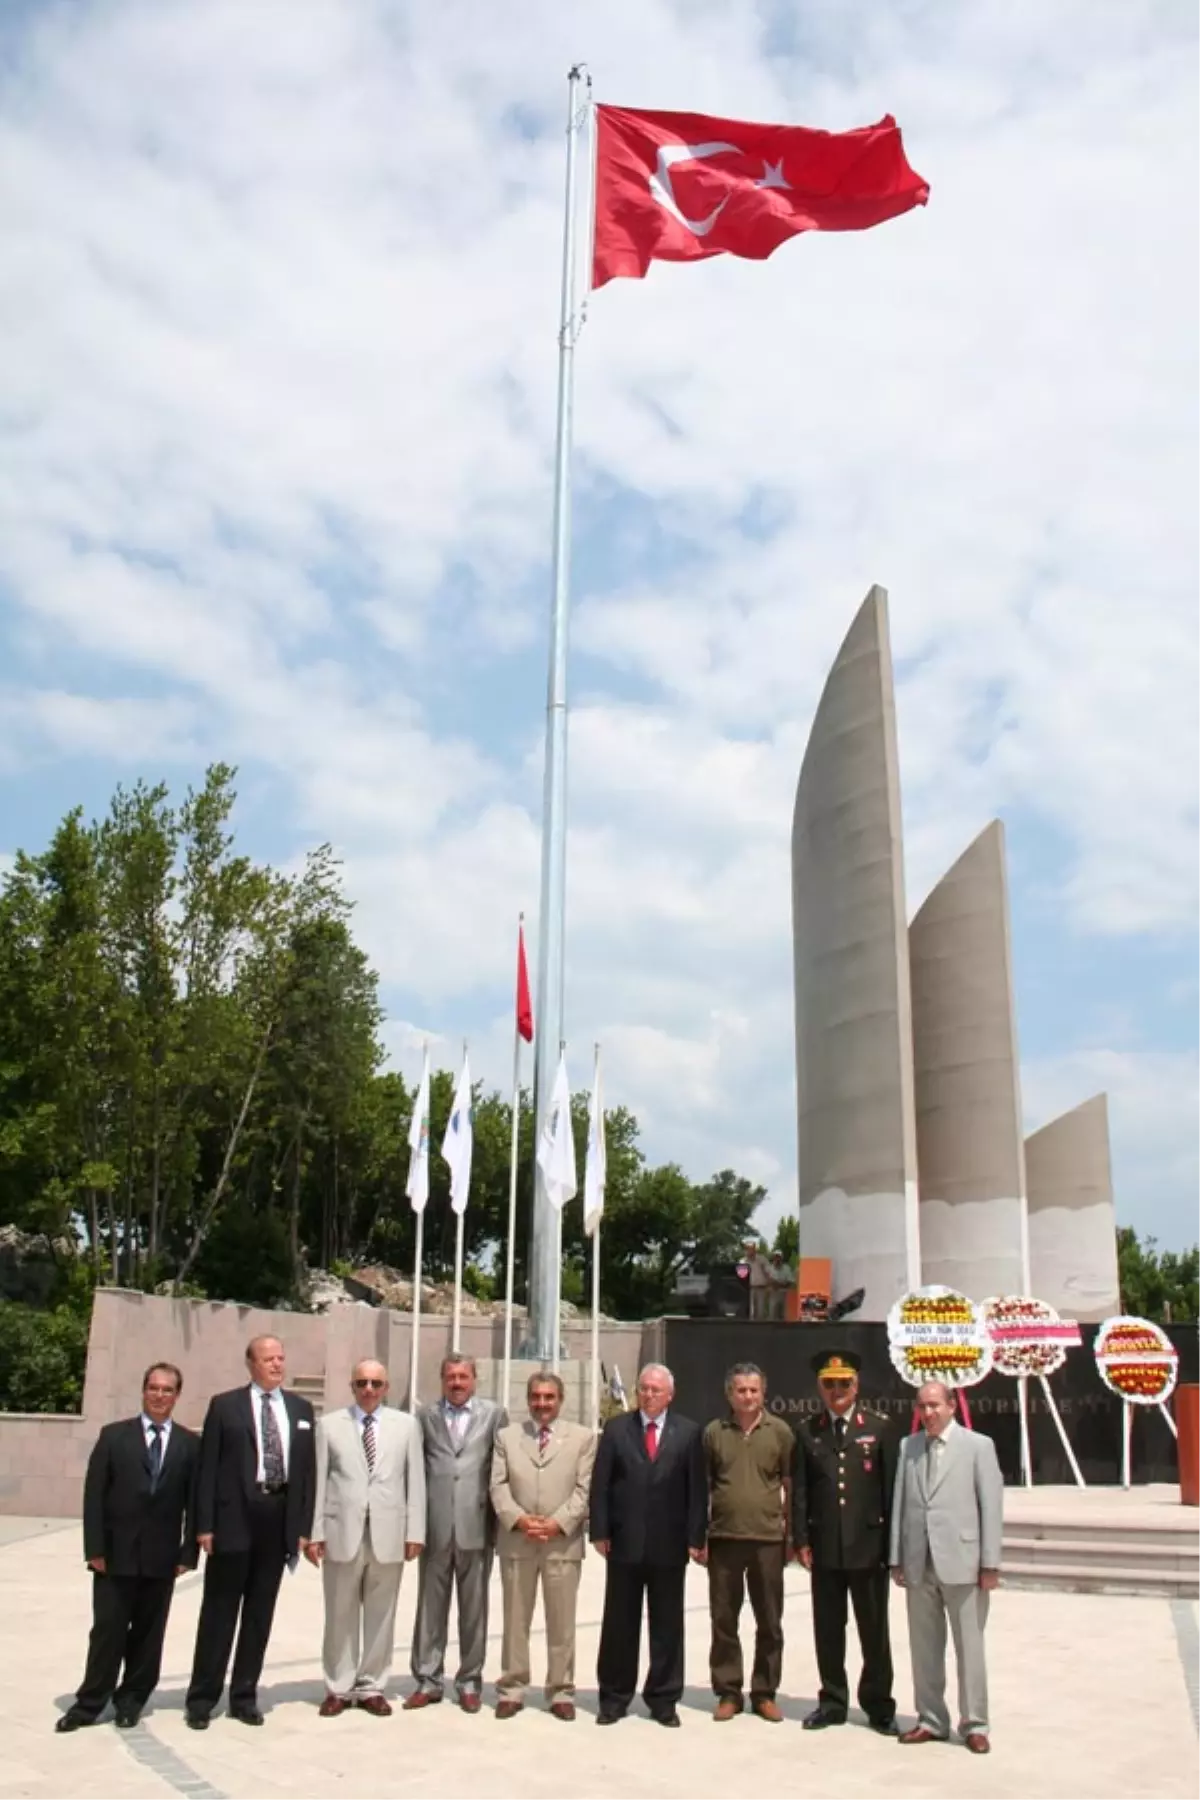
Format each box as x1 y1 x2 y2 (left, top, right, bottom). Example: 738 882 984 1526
363 1414 376 1477
449 1407 466 1446
834 1416 846 1446
538 1425 551 1454
645 1419 659 1462
261 1393 285 1486
148 1423 164 1491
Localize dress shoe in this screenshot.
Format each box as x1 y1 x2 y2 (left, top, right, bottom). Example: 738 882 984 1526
802 1706 846 1730
549 1701 576 1722
458 1692 482 1714
964 1732 990 1755
318 1695 350 1717
357 1695 392 1718
713 1698 742 1722
898 1725 948 1745
596 1711 623 1725
230 1707 264 1726
114 1711 140 1730
185 1714 209 1731
402 1690 441 1710
495 1700 523 1720
753 1699 783 1723
653 1710 681 1728
55 1713 91 1733
869 1717 901 1737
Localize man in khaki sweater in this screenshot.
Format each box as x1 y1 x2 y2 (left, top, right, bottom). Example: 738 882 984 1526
490 1371 596 1721
703 1362 794 1723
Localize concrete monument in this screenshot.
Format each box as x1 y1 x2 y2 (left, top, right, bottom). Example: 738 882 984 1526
791 584 920 1321
1026 1093 1121 1321
909 820 1030 1298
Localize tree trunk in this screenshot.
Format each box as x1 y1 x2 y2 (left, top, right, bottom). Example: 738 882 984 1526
87 1188 103 1281
173 1022 271 1292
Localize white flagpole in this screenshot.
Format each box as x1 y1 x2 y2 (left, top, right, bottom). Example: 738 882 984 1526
530 64 593 1363
552 1041 565 1378
589 1044 601 1429
410 1209 424 1410
1121 1399 1133 1490
502 939 524 1412
452 1211 465 1355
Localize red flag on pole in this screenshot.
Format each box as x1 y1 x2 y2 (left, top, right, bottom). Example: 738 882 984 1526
515 922 534 1043
592 106 928 289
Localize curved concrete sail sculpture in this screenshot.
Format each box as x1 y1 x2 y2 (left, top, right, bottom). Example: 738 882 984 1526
791 585 920 1320
1026 1093 1120 1321
909 820 1029 1299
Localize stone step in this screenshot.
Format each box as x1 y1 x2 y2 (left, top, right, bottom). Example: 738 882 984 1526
1002 1533 1199 1573
1005 1516 1197 1549
1001 1557 1199 1599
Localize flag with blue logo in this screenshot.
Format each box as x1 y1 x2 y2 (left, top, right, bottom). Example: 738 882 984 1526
441 1052 474 1216
405 1048 431 1215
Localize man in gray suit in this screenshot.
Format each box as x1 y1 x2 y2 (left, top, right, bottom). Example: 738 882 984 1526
889 1382 1004 1755
306 1360 425 1717
406 1354 507 1714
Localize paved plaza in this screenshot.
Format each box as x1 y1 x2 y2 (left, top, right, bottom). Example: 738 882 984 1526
2 1512 1195 1800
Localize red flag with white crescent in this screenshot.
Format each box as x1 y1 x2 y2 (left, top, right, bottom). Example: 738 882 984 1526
592 106 929 289
515 923 534 1044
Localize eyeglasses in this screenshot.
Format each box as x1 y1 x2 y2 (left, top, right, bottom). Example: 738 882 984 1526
354 1378 386 1390
821 1379 854 1390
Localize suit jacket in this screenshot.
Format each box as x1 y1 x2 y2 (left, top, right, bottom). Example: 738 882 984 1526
791 1406 898 1570
418 1397 507 1555
82 1417 200 1578
889 1425 1004 1586
588 1410 707 1567
194 1385 317 1557
491 1419 596 1563
311 1404 426 1565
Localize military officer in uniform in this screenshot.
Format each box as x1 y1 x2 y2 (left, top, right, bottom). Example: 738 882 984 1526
791 1350 899 1735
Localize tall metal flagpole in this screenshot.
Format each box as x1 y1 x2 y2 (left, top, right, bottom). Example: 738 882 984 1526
530 64 591 1362
501 920 525 1412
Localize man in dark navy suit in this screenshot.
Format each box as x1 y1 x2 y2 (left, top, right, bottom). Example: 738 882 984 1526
588 1363 707 1727
185 1335 316 1728
57 1362 199 1732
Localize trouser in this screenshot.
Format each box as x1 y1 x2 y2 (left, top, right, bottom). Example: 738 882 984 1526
811 1564 895 1722
596 1560 686 1718
905 1566 990 1737
186 1492 288 1716
497 1554 582 1703
410 1541 492 1698
70 1572 175 1720
749 1288 771 1321
707 1538 785 1704
322 1523 404 1698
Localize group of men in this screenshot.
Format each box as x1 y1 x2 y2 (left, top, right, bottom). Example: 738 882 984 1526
58 1336 1003 1754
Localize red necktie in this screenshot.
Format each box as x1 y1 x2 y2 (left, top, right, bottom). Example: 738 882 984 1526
645 1419 659 1462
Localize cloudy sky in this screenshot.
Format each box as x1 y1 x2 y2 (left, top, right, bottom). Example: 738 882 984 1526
1 1 1195 1250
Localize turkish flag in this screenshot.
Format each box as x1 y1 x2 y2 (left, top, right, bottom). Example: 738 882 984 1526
592 106 929 289
515 922 534 1043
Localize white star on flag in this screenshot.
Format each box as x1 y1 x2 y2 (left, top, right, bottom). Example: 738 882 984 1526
441 1052 474 1216
537 1051 577 1214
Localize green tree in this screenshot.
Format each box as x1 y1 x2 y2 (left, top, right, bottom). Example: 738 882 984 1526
772 1214 799 1262
1118 1228 1198 1322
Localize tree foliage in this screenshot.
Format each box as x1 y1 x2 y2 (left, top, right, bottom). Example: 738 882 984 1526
0 770 774 1339
1117 1227 1198 1323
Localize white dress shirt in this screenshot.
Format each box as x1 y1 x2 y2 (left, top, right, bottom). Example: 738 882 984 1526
141 1413 172 1455
639 1409 668 1445
442 1397 473 1443
251 1382 291 1481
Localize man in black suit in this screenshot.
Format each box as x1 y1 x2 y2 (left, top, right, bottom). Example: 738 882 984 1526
57 1362 199 1732
589 1362 707 1728
185 1334 316 1729
791 1349 899 1735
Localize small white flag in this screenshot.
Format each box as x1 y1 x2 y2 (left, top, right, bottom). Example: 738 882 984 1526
405 1049 431 1215
537 1050 577 1213
584 1056 606 1237
441 1052 474 1216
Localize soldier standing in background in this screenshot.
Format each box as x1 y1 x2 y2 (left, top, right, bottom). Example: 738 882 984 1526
791 1350 899 1735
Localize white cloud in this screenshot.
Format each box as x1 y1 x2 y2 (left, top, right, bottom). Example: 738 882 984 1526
0 0 1195 1255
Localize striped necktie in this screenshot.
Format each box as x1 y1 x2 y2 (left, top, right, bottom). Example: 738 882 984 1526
363 1413 376 1477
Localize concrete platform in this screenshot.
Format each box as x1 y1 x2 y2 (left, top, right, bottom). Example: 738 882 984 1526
3 1510 1196 1800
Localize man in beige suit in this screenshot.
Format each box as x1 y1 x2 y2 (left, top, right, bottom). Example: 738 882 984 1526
306 1361 425 1717
890 1381 1004 1755
490 1371 596 1722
